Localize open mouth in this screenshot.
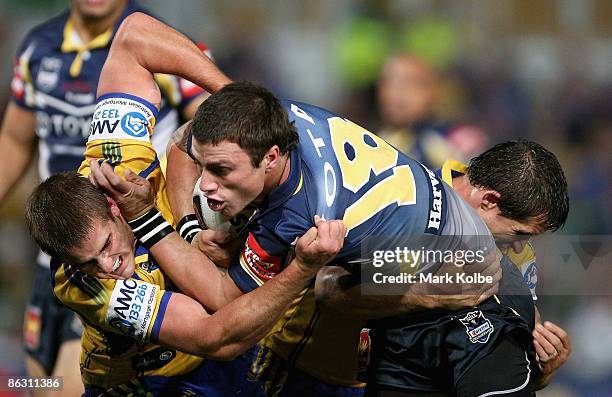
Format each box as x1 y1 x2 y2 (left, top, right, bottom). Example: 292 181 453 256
207 198 225 212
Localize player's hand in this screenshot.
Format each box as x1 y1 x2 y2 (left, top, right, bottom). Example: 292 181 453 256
294 216 346 275
410 249 501 310
192 229 244 268
534 321 571 381
89 160 155 220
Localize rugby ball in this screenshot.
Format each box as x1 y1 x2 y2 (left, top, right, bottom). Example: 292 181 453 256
192 177 255 234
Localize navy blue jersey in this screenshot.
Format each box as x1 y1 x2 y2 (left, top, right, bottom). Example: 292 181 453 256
10 1 208 267
229 100 493 292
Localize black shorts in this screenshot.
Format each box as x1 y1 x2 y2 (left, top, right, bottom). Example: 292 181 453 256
366 335 536 397
23 265 83 373
365 257 538 394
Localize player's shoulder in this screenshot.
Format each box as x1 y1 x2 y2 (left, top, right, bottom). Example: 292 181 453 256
133 246 167 286
19 11 69 52
283 99 339 124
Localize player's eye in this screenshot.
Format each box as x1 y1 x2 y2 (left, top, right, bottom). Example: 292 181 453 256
102 236 111 252
209 165 230 177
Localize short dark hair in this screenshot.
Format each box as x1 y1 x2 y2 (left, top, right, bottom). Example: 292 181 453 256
25 171 113 259
191 81 299 167
467 140 569 231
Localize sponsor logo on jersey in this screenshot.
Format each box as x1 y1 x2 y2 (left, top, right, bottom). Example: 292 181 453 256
422 164 445 234
139 261 159 273
37 57 62 92
357 327 372 382
107 279 158 342
11 59 25 100
121 112 149 137
23 305 42 350
459 310 494 344
37 111 91 139
89 97 154 142
241 234 282 281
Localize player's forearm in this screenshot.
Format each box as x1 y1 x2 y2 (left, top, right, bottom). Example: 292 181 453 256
197 260 315 359
315 266 426 319
149 232 237 311
166 142 200 221
111 13 231 94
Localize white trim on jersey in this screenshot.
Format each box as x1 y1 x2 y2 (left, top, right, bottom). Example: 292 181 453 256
35 91 96 116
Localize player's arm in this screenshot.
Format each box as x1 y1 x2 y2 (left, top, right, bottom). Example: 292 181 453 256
166 122 200 223
0 103 37 204
98 12 230 104
315 259 501 318
159 219 344 358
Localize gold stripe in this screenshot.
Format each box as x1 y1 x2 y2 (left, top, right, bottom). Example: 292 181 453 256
292 172 304 196
239 254 265 286
440 159 468 187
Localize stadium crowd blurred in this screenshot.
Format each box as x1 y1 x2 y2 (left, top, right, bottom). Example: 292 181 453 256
0 0 609 396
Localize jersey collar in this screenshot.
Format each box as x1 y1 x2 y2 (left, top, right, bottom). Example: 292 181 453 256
258 148 303 211
438 159 468 188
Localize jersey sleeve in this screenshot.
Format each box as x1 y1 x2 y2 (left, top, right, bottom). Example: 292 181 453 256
505 241 538 303
78 93 174 224
10 33 37 109
228 228 289 292
52 262 172 343
228 208 311 292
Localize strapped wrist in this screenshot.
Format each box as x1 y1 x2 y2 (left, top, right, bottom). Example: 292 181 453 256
128 208 174 249
177 214 202 243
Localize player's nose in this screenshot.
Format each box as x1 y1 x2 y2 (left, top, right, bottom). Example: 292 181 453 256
199 173 218 195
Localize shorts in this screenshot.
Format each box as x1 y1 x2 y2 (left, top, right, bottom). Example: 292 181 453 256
365 335 536 397
366 296 537 394
23 264 83 373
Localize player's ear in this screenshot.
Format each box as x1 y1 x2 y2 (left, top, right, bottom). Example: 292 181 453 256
263 145 281 173
105 195 122 217
480 190 501 213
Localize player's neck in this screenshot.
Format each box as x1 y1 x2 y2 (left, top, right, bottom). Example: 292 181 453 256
70 7 124 43
454 174 481 210
260 154 291 199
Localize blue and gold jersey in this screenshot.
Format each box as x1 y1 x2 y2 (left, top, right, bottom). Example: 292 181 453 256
10 0 208 268
228 101 494 386
52 94 202 390
229 100 458 292
52 250 202 388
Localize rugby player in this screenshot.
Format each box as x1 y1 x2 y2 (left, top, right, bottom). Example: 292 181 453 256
317 154 570 396
89 13 499 397
24 16 346 394
0 1 209 393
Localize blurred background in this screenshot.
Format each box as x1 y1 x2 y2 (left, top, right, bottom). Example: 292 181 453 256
0 0 610 396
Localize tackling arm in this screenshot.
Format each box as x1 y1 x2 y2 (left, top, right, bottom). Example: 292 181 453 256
97 12 231 104
158 218 346 359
